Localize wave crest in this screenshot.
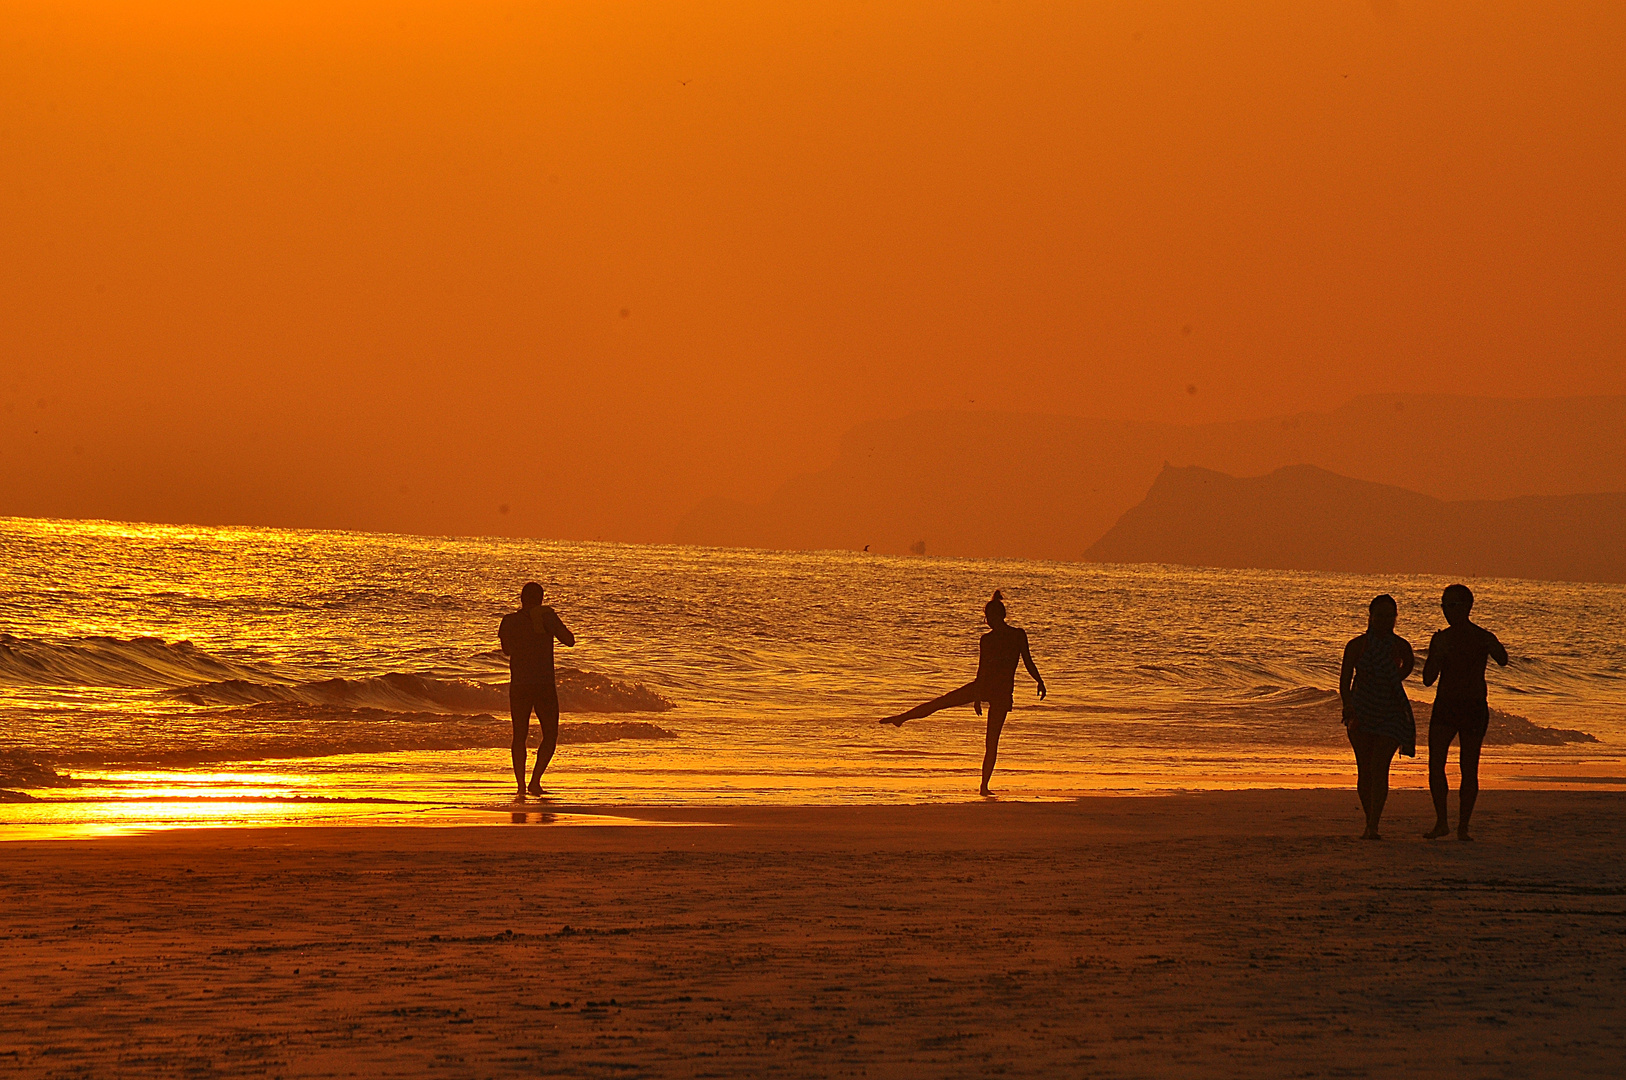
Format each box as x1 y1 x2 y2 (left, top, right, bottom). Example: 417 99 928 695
166 669 671 714
0 634 673 714
20 704 676 768
0 750 81 789
1281 690 1596 746
0 633 269 689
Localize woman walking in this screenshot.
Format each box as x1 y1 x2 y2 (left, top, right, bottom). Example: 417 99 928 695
879 591 1046 796
1339 594 1416 839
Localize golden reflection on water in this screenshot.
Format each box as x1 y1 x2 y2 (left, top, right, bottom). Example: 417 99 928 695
4 516 1623 841
4 747 1620 843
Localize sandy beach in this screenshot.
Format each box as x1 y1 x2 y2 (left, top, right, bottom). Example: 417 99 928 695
3 789 1623 1077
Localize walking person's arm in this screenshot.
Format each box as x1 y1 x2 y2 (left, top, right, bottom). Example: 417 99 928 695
1020 632 1046 700
1397 638 1415 680
1487 630 1508 668
1422 630 1444 687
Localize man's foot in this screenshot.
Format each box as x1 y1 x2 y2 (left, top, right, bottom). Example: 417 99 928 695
1424 822 1451 839
880 715 907 727
1457 829 1473 842
980 787 995 797
1361 828 1382 840
527 780 544 797
514 788 527 802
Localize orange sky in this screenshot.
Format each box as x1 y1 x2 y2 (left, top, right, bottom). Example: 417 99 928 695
3 2 1623 541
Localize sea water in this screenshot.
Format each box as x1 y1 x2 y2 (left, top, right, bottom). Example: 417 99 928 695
2 516 1622 837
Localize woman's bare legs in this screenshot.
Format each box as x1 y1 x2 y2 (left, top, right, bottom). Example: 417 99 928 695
1348 727 1400 838
980 700 1010 796
881 681 982 726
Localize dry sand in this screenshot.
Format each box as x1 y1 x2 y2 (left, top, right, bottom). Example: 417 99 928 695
3 789 1624 1078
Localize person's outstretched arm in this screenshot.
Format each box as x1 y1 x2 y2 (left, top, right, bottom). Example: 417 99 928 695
1020 632 1047 700
1422 631 1443 687
1488 630 1508 667
547 608 576 648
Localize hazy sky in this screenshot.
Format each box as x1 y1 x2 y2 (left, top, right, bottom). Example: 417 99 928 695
4 2 1622 541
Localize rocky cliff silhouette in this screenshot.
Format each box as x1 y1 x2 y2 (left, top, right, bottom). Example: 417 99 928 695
1086 464 1626 583
674 394 1626 561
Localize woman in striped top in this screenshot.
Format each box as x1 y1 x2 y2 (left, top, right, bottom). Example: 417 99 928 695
1339 594 1417 840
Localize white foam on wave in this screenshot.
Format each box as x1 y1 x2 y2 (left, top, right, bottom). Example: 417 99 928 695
0 633 270 689
0 634 673 713
167 669 672 714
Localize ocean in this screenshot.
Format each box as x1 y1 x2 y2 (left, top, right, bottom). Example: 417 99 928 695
2 516 1622 837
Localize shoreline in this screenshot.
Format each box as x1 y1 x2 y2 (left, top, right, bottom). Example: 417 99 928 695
7 762 1626 842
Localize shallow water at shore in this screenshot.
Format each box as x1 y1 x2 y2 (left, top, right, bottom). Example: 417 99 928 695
2 515 1623 835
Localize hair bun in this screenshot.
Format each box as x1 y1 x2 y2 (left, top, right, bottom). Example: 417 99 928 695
991 590 1003 601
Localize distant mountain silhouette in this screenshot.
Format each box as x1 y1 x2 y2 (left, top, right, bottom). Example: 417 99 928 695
1087 464 1626 583
674 394 1626 561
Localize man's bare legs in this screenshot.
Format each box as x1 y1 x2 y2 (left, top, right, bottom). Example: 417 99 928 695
1426 723 1484 840
981 701 1010 796
510 709 530 800
1426 724 1455 839
1457 727 1483 840
527 706 559 796
881 681 982 726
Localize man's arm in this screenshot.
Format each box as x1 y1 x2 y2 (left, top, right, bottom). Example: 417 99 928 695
498 614 514 656
1488 630 1509 667
1019 632 1046 699
1422 631 1443 687
1397 638 1415 681
547 608 576 648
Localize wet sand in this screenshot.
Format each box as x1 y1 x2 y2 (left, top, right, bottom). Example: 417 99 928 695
4 789 1624 1077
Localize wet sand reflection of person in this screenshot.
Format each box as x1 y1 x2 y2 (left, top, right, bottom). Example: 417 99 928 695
1339 594 1416 840
880 591 1046 796
1422 584 1508 841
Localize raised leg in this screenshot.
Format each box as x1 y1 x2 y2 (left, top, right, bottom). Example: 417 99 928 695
882 681 983 726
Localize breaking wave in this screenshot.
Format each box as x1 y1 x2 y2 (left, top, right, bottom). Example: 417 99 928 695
166 669 671 714
3 704 677 770
1237 687 1596 747
0 634 673 713
0 750 81 789
0 632 271 689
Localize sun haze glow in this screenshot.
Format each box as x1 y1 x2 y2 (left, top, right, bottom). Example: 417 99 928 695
3 2 1622 541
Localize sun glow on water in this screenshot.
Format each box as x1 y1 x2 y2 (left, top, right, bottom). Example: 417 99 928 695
3 515 1624 839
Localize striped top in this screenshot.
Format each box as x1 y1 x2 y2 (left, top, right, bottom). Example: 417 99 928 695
1351 631 1416 757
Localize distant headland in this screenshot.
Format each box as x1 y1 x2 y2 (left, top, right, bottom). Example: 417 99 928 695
674 393 1626 577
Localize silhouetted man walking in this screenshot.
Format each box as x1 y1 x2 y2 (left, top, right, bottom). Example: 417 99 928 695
499 581 575 799
1422 583 1508 841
